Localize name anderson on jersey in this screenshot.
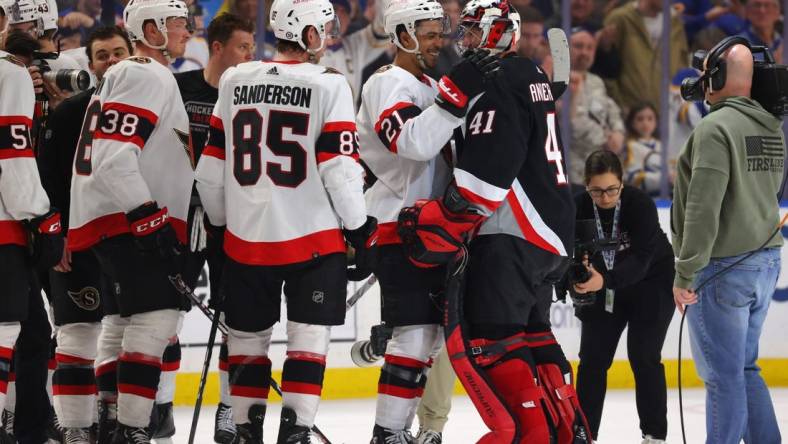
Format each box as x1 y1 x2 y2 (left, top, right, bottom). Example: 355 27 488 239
233 83 312 107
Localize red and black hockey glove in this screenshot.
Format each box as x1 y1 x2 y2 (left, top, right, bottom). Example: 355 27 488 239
344 216 380 281
435 49 502 118
397 199 482 268
25 209 64 269
126 202 183 263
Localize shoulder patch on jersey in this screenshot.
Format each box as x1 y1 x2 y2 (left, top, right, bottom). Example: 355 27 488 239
322 67 342 75
126 56 152 64
375 64 394 74
0 54 25 67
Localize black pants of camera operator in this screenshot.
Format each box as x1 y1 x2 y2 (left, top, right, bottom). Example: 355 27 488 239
575 263 675 441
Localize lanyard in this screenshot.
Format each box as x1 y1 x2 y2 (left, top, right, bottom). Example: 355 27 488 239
592 200 620 271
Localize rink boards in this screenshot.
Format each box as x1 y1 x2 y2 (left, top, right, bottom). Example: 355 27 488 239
171 202 788 405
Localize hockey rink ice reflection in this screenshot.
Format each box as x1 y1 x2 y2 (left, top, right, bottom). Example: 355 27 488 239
171 388 788 443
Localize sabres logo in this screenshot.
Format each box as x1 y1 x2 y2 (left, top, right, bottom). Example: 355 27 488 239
67 287 101 311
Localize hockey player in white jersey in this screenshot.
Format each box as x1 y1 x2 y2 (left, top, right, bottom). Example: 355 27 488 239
66 0 193 442
355 0 499 442
0 49 63 443
195 0 377 441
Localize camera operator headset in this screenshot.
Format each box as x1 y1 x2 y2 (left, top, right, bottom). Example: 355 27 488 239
569 150 675 444
675 35 788 444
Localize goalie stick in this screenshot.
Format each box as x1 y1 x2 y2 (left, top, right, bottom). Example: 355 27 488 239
170 273 377 444
547 28 570 99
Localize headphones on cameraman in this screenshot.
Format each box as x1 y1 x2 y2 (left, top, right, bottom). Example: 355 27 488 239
680 36 751 100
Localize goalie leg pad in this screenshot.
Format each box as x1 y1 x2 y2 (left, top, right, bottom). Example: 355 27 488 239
529 330 593 444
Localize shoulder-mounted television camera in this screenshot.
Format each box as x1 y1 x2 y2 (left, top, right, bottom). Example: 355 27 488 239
680 36 788 117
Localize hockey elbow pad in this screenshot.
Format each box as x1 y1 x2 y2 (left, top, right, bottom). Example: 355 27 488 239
343 216 380 281
25 209 64 269
397 198 482 268
126 202 183 263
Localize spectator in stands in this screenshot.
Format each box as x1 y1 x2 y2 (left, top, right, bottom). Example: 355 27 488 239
57 0 102 43
424 0 462 79
321 0 390 106
546 0 603 31
597 0 688 113
676 0 735 43
567 26 625 187
516 6 549 63
738 0 782 63
622 102 666 196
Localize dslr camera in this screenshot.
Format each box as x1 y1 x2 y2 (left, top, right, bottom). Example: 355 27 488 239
350 323 393 367
558 219 619 306
32 51 90 94
681 36 788 116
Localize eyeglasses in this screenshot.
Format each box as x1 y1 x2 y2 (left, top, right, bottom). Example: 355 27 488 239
586 185 622 198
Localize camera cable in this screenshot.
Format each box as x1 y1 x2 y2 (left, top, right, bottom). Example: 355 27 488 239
677 211 788 444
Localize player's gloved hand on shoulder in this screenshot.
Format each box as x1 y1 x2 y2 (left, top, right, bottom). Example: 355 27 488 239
344 216 379 281
25 209 64 269
126 202 183 263
397 198 482 268
435 48 501 118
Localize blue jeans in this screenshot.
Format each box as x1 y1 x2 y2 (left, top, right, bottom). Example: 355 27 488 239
688 247 782 444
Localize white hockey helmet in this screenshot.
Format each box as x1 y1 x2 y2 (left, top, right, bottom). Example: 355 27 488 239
38 0 57 31
269 0 339 52
7 0 45 35
124 0 188 50
458 0 520 53
0 0 15 17
384 0 449 53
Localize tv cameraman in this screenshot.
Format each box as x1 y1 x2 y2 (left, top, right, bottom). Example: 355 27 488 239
672 38 784 444
571 150 674 444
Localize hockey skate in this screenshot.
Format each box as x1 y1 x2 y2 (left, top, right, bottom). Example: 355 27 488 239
236 404 265 444
214 403 237 444
414 427 441 444
0 410 13 443
370 425 415 444
149 402 175 443
110 424 150 444
641 436 665 444
277 407 313 444
62 427 91 444
97 400 118 444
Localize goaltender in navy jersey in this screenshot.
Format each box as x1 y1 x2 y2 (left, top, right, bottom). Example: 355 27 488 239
68 57 194 251
457 55 574 256
195 60 367 266
0 51 51 244
357 64 461 244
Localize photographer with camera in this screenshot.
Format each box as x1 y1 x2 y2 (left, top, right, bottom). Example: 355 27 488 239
571 150 674 444
673 37 785 444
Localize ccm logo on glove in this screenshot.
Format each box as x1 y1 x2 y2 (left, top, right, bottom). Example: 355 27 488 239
36 212 62 234
130 207 170 235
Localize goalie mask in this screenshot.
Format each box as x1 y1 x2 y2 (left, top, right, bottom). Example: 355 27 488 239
457 0 520 54
270 0 340 54
124 0 189 51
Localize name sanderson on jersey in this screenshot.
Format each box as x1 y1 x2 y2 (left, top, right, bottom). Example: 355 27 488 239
233 83 313 108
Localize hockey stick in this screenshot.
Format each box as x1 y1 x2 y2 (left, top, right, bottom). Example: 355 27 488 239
169 273 377 444
547 28 570 99
188 299 221 444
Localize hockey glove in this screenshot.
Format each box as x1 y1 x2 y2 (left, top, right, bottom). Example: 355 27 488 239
435 49 502 118
344 216 380 281
397 199 482 268
126 202 183 263
25 209 64 269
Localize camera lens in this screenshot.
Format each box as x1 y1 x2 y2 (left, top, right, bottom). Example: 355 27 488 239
680 77 705 101
43 69 90 92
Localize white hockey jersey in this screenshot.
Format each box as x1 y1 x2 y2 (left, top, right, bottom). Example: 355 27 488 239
68 56 193 251
320 25 391 106
195 60 367 266
0 51 51 246
357 64 462 244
